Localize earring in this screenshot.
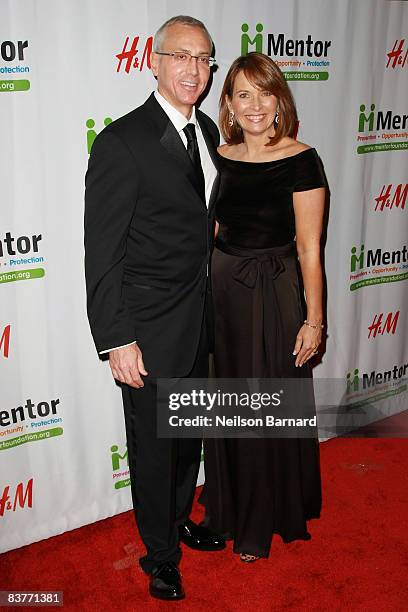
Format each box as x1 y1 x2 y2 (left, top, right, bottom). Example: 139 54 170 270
228 111 234 127
275 110 280 125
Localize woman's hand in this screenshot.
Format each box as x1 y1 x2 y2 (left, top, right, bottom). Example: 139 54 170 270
292 323 322 367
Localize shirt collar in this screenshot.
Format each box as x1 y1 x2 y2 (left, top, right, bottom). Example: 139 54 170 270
154 90 199 134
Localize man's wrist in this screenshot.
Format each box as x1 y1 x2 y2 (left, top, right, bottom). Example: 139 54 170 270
99 341 137 355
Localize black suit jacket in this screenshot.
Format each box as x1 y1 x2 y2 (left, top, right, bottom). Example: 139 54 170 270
84 93 220 377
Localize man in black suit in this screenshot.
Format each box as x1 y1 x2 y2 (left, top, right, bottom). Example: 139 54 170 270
84 15 223 601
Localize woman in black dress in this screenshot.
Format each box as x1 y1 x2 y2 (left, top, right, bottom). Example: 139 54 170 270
202 53 327 562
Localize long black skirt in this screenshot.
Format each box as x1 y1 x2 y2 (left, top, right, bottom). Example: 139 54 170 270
201 241 322 558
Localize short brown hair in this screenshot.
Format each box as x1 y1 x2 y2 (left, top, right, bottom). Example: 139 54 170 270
219 52 297 146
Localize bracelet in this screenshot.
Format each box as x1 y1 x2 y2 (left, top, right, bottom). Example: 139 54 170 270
304 320 324 329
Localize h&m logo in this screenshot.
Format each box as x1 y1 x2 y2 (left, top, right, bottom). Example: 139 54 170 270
0 324 11 358
386 39 407 70
0 478 33 517
374 184 407 212
116 35 153 74
368 311 400 339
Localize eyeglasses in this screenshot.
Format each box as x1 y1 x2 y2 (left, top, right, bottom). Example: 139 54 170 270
155 51 215 67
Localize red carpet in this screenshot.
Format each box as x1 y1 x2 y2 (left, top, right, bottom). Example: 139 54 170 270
2 436 408 611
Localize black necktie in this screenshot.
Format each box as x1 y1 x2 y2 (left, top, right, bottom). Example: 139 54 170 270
183 123 206 200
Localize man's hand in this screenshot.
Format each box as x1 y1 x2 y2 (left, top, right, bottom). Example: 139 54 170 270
109 344 148 388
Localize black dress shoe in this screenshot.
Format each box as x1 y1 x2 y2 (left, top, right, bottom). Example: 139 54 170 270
149 561 185 601
178 519 226 551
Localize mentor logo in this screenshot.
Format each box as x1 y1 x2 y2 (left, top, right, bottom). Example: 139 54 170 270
0 39 30 92
357 103 408 154
358 104 408 132
241 23 264 53
115 35 153 74
0 478 33 517
346 368 360 394
0 397 63 451
111 443 130 490
0 231 45 284
386 39 407 70
345 361 407 409
349 243 408 291
374 183 407 212
86 117 113 154
240 22 331 81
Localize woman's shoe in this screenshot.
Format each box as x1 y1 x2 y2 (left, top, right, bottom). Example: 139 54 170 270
239 553 260 563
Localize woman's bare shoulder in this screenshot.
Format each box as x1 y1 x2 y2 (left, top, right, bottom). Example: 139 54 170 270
217 143 229 155
217 143 243 160
279 137 312 155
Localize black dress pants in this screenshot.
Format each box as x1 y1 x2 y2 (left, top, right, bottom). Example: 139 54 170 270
121 318 209 574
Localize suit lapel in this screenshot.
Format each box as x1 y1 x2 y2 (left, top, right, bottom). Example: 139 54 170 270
159 121 206 203
143 94 206 206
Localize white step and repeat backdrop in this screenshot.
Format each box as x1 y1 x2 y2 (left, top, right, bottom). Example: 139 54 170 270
1 0 407 552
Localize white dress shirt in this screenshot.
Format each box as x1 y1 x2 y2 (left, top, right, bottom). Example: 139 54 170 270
101 91 217 354
154 90 217 207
